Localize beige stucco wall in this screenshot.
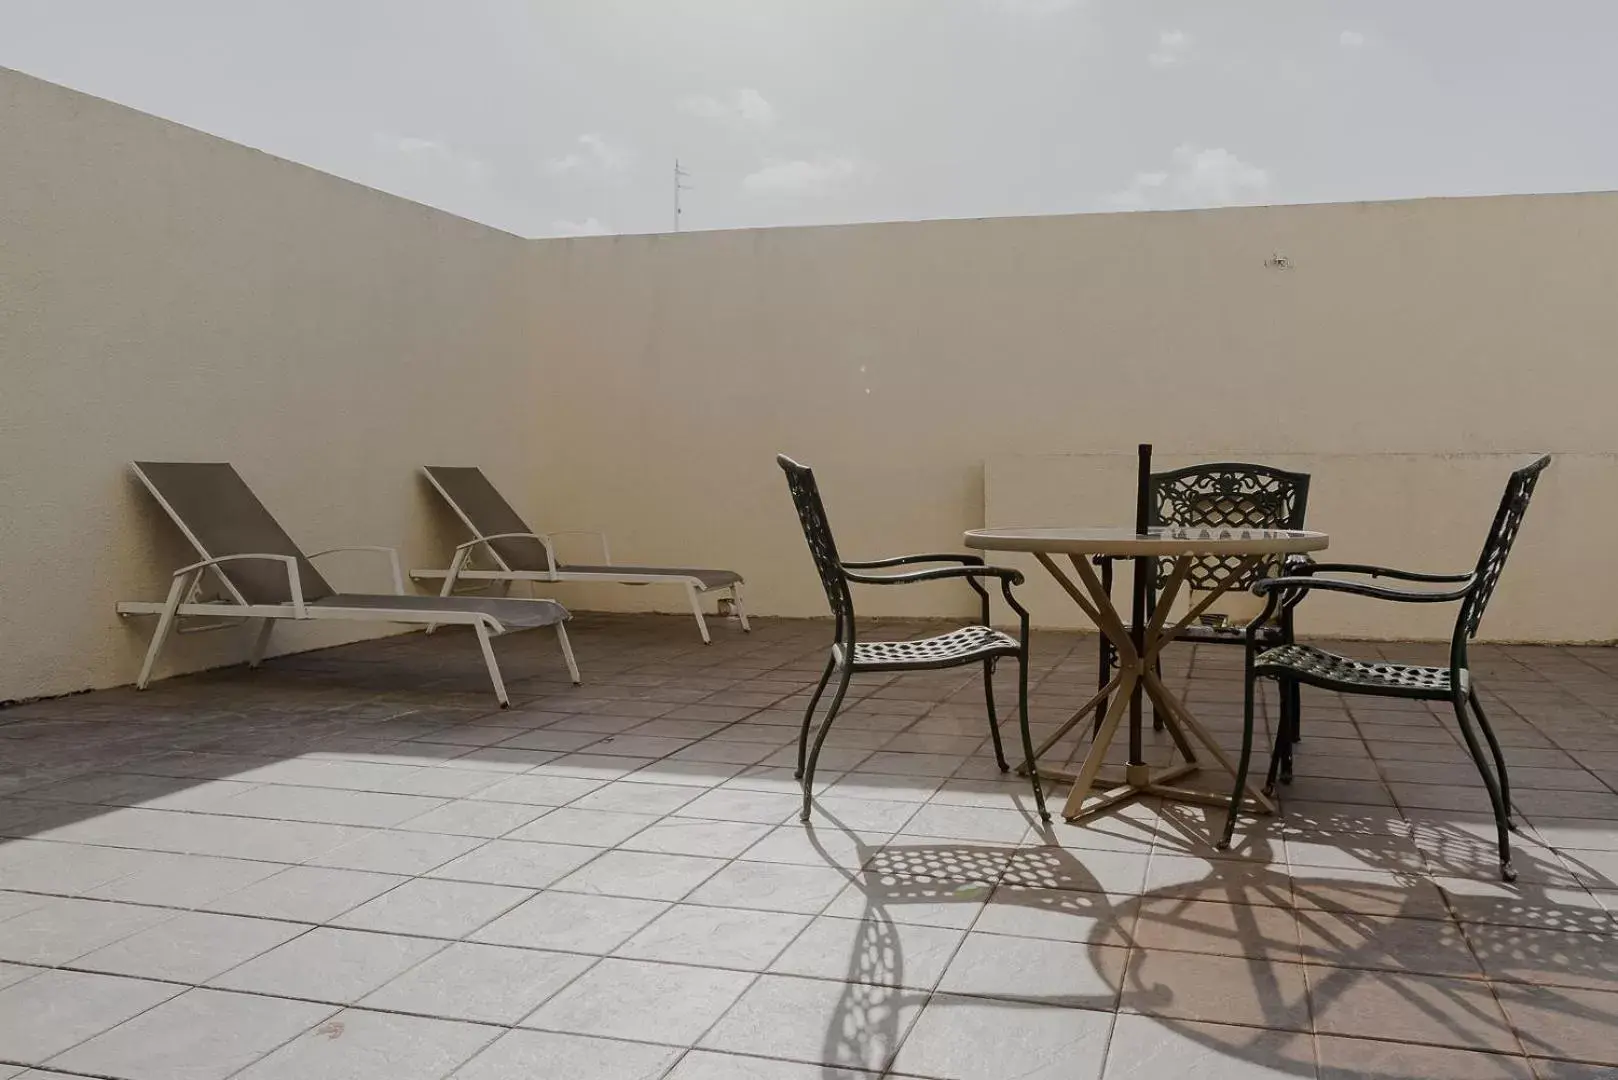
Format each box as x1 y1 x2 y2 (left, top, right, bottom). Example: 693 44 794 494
526 196 1618 641
0 68 542 701
4 66 1617 702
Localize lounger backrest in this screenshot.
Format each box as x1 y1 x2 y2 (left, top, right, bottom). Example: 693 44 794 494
132 462 336 605
423 466 550 573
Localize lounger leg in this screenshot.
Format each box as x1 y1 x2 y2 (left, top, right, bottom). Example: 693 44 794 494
685 582 712 644
136 576 188 690
248 619 275 669
474 621 510 708
732 583 751 632
556 621 582 686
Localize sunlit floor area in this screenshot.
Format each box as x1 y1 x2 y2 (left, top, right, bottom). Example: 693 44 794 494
1 614 1615 1079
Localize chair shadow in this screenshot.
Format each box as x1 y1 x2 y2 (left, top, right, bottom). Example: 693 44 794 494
802 802 1618 1079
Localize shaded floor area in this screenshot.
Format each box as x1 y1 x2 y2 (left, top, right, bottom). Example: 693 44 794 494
1 613 1617 1079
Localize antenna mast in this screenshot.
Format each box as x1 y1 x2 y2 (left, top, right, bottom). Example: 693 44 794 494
674 158 691 232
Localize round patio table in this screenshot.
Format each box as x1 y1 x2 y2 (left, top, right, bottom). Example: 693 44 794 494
964 526 1329 823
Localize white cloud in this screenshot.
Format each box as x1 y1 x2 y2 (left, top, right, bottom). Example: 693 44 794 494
1148 29 1192 68
679 88 776 128
372 133 491 184
545 133 630 176
1340 30 1366 48
743 156 862 196
983 0 1081 14
1108 144 1271 211
550 217 610 236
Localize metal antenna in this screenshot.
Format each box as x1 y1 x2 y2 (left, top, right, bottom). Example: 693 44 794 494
674 158 691 232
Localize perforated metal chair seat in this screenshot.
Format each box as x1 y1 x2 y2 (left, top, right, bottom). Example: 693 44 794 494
1255 643 1457 700
839 626 1021 671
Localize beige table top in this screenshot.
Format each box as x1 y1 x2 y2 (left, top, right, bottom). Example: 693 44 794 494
964 525 1329 558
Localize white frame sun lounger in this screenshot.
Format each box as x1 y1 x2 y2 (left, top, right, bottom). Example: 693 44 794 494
114 462 579 706
411 466 749 644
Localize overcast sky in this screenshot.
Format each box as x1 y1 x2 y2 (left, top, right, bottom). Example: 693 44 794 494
5 1 1615 238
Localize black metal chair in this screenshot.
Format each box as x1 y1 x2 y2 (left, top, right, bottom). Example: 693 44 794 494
1095 462 1312 744
777 455 1049 823
1221 455 1551 882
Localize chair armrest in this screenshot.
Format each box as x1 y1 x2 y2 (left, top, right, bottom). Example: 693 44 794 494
171 553 306 616
540 530 612 565
307 545 405 595
1292 561 1473 584
844 565 1024 587
1254 574 1473 604
841 553 984 569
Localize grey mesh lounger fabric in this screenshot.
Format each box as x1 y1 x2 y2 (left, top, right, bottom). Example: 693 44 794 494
115 462 579 705
414 465 748 643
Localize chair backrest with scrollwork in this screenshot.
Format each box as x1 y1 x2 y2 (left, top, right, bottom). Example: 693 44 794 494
1149 462 1312 596
1457 455 1551 642
777 455 856 629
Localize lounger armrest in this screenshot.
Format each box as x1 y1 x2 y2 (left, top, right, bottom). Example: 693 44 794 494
539 530 612 566
842 553 984 569
171 553 306 617
307 546 405 595
452 532 561 575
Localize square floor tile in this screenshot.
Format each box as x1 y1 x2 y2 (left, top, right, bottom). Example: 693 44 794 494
334 878 532 937
426 840 601 889
504 808 657 847
1315 1034 1534 1079
362 942 594 1024
205 865 406 922
1122 949 1311 1032
1496 983 1618 1064
620 817 773 858
901 803 1034 844
84 852 282 907
522 958 753 1044
449 1030 679 1080
76 911 305 983
397 801 551 838
1297 911 1481 977
570 781 703 815
473 774 606 806
472 890 667 953
687 860 850 914
307 830 484 875
664 1051 874 1079
888 992 1111 1080
938 932 1125 1009
1105 1014 1315 1079
50 988 335 1080
823 872 993 929
973 884 1132 946
1307 965 1518 1052
0 896 174 965
770 915 963 990
0 969 180 1063
1462 923 1618 993
700 973 922 1073
211 927 446 1003
659 788 800 825
1131 896 1302 961
235 1008 495 1080
616 904 809 970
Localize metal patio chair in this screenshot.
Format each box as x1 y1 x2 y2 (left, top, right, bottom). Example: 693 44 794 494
1095 462 1312 749
777 455 1049 823
1220 455 1551 882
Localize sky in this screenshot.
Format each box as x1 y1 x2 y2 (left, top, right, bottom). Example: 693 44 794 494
4 1 1616 238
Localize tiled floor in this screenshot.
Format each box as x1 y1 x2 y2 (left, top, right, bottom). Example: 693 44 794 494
2 613 1618 1079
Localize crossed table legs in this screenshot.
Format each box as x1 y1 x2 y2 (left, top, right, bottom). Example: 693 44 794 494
1020 552 1278 823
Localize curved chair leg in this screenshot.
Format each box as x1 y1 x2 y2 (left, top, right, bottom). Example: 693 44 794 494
796 655 837 779
1218 653 1260 851
1451 692 1515 882
1468 687 1516 832
1278 677 1298 785
801 667 854 821
983 658 1010 772
1015 646 1050 821
1264 680 1290 796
